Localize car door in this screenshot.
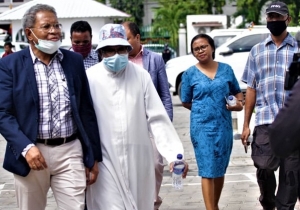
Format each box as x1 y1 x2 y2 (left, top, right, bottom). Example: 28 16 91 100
215 33 269 91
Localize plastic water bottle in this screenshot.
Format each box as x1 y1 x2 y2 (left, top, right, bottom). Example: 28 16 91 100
172 154 185 190
227 95 236 106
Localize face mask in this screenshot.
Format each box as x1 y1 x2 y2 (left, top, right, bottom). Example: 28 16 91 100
72 43 92 58
267 20 287 36
103 54 128 72
30 29 61 54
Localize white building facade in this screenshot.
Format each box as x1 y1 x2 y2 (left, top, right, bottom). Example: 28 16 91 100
0 0 129 44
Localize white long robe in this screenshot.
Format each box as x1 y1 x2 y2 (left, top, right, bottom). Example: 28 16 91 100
86 61 184 210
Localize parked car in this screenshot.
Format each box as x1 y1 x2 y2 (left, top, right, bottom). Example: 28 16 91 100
206 29 245 48
142 43 177 58
166 29 271 99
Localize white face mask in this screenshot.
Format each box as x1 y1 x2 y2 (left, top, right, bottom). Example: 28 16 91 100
30 29 61 54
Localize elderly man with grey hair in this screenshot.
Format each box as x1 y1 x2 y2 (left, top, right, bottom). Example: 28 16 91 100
0 4 102 210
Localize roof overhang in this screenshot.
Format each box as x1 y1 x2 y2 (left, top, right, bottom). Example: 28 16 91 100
0 0 130 21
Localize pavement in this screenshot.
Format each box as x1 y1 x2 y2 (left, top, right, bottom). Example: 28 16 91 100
0 95 299 210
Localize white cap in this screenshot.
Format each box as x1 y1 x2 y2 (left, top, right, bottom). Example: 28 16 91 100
95 24 132 51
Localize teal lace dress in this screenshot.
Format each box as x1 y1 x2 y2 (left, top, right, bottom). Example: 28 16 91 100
181 62 241 178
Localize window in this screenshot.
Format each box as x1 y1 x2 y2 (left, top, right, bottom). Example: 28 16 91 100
228 34 269 53
213 35 236 48
0 0 4 3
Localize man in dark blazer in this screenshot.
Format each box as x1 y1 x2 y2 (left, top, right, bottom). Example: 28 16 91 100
123 21 173 210
0 4 101 210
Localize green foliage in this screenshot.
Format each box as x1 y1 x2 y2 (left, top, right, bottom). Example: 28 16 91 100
186 0 226 14
285 0 300 26
232 0 300 27
152 0 226 49
107 0 144 26
95 0 106 3
152 0 192 48
231 0 268 27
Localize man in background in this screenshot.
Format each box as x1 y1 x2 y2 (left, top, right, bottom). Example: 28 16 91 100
162 43 171 64
123 21 172 210
2 42 14 57
70 20 99 69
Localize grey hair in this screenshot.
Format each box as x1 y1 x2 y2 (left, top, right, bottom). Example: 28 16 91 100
22 4 57 30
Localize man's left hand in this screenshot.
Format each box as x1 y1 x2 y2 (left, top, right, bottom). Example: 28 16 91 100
85 161 99 185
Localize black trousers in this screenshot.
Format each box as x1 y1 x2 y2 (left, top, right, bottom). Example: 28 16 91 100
252 125 300 210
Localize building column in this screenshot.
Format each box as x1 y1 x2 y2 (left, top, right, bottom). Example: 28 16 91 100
178 23 187 56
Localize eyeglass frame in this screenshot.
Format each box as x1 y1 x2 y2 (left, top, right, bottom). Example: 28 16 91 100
31 23 62 33
100 46 130 57
192 44 209 53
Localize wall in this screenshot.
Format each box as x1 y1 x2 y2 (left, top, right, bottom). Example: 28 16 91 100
143 0 159 26
186 15 228 54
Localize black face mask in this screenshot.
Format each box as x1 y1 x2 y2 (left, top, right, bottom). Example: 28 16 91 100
267 19 287 36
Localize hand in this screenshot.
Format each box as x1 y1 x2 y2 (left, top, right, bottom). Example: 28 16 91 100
241 126 251 146
85 161 99 186
169 161 189 179
226 101 243 111
25 146 47 171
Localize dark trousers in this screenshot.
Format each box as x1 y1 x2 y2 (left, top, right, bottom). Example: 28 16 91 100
252 125 300 210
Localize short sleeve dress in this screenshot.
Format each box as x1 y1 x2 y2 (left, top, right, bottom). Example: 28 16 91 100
181 62 241 178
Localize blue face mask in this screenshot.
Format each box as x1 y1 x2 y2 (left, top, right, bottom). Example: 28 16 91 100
103 54 129 72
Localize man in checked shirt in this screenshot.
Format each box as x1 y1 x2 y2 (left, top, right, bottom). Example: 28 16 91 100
0 4 101 210
241 2 300 210
70 20 100 70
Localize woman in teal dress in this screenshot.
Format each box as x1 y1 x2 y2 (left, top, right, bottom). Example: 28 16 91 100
181 34 243 210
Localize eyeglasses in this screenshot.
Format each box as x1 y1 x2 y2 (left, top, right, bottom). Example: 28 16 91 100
193 45 209 53
101 46 129 57
32 23 62 32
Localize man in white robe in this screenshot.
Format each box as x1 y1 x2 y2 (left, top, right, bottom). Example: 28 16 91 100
85 24 188 210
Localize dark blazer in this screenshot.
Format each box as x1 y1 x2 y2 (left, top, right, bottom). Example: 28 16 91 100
142 48 173 120
0 47 102 177
269 80 300 158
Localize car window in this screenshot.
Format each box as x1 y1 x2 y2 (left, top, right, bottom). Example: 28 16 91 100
19 44 29 50
0 46 4 57
228 34 269 53
142 44 177 58
214 35 236 48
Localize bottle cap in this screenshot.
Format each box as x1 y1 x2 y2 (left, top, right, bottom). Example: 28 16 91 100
177 154 183 159
228 95 233 100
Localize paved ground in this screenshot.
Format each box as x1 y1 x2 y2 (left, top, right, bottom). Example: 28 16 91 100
0 95 299 210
